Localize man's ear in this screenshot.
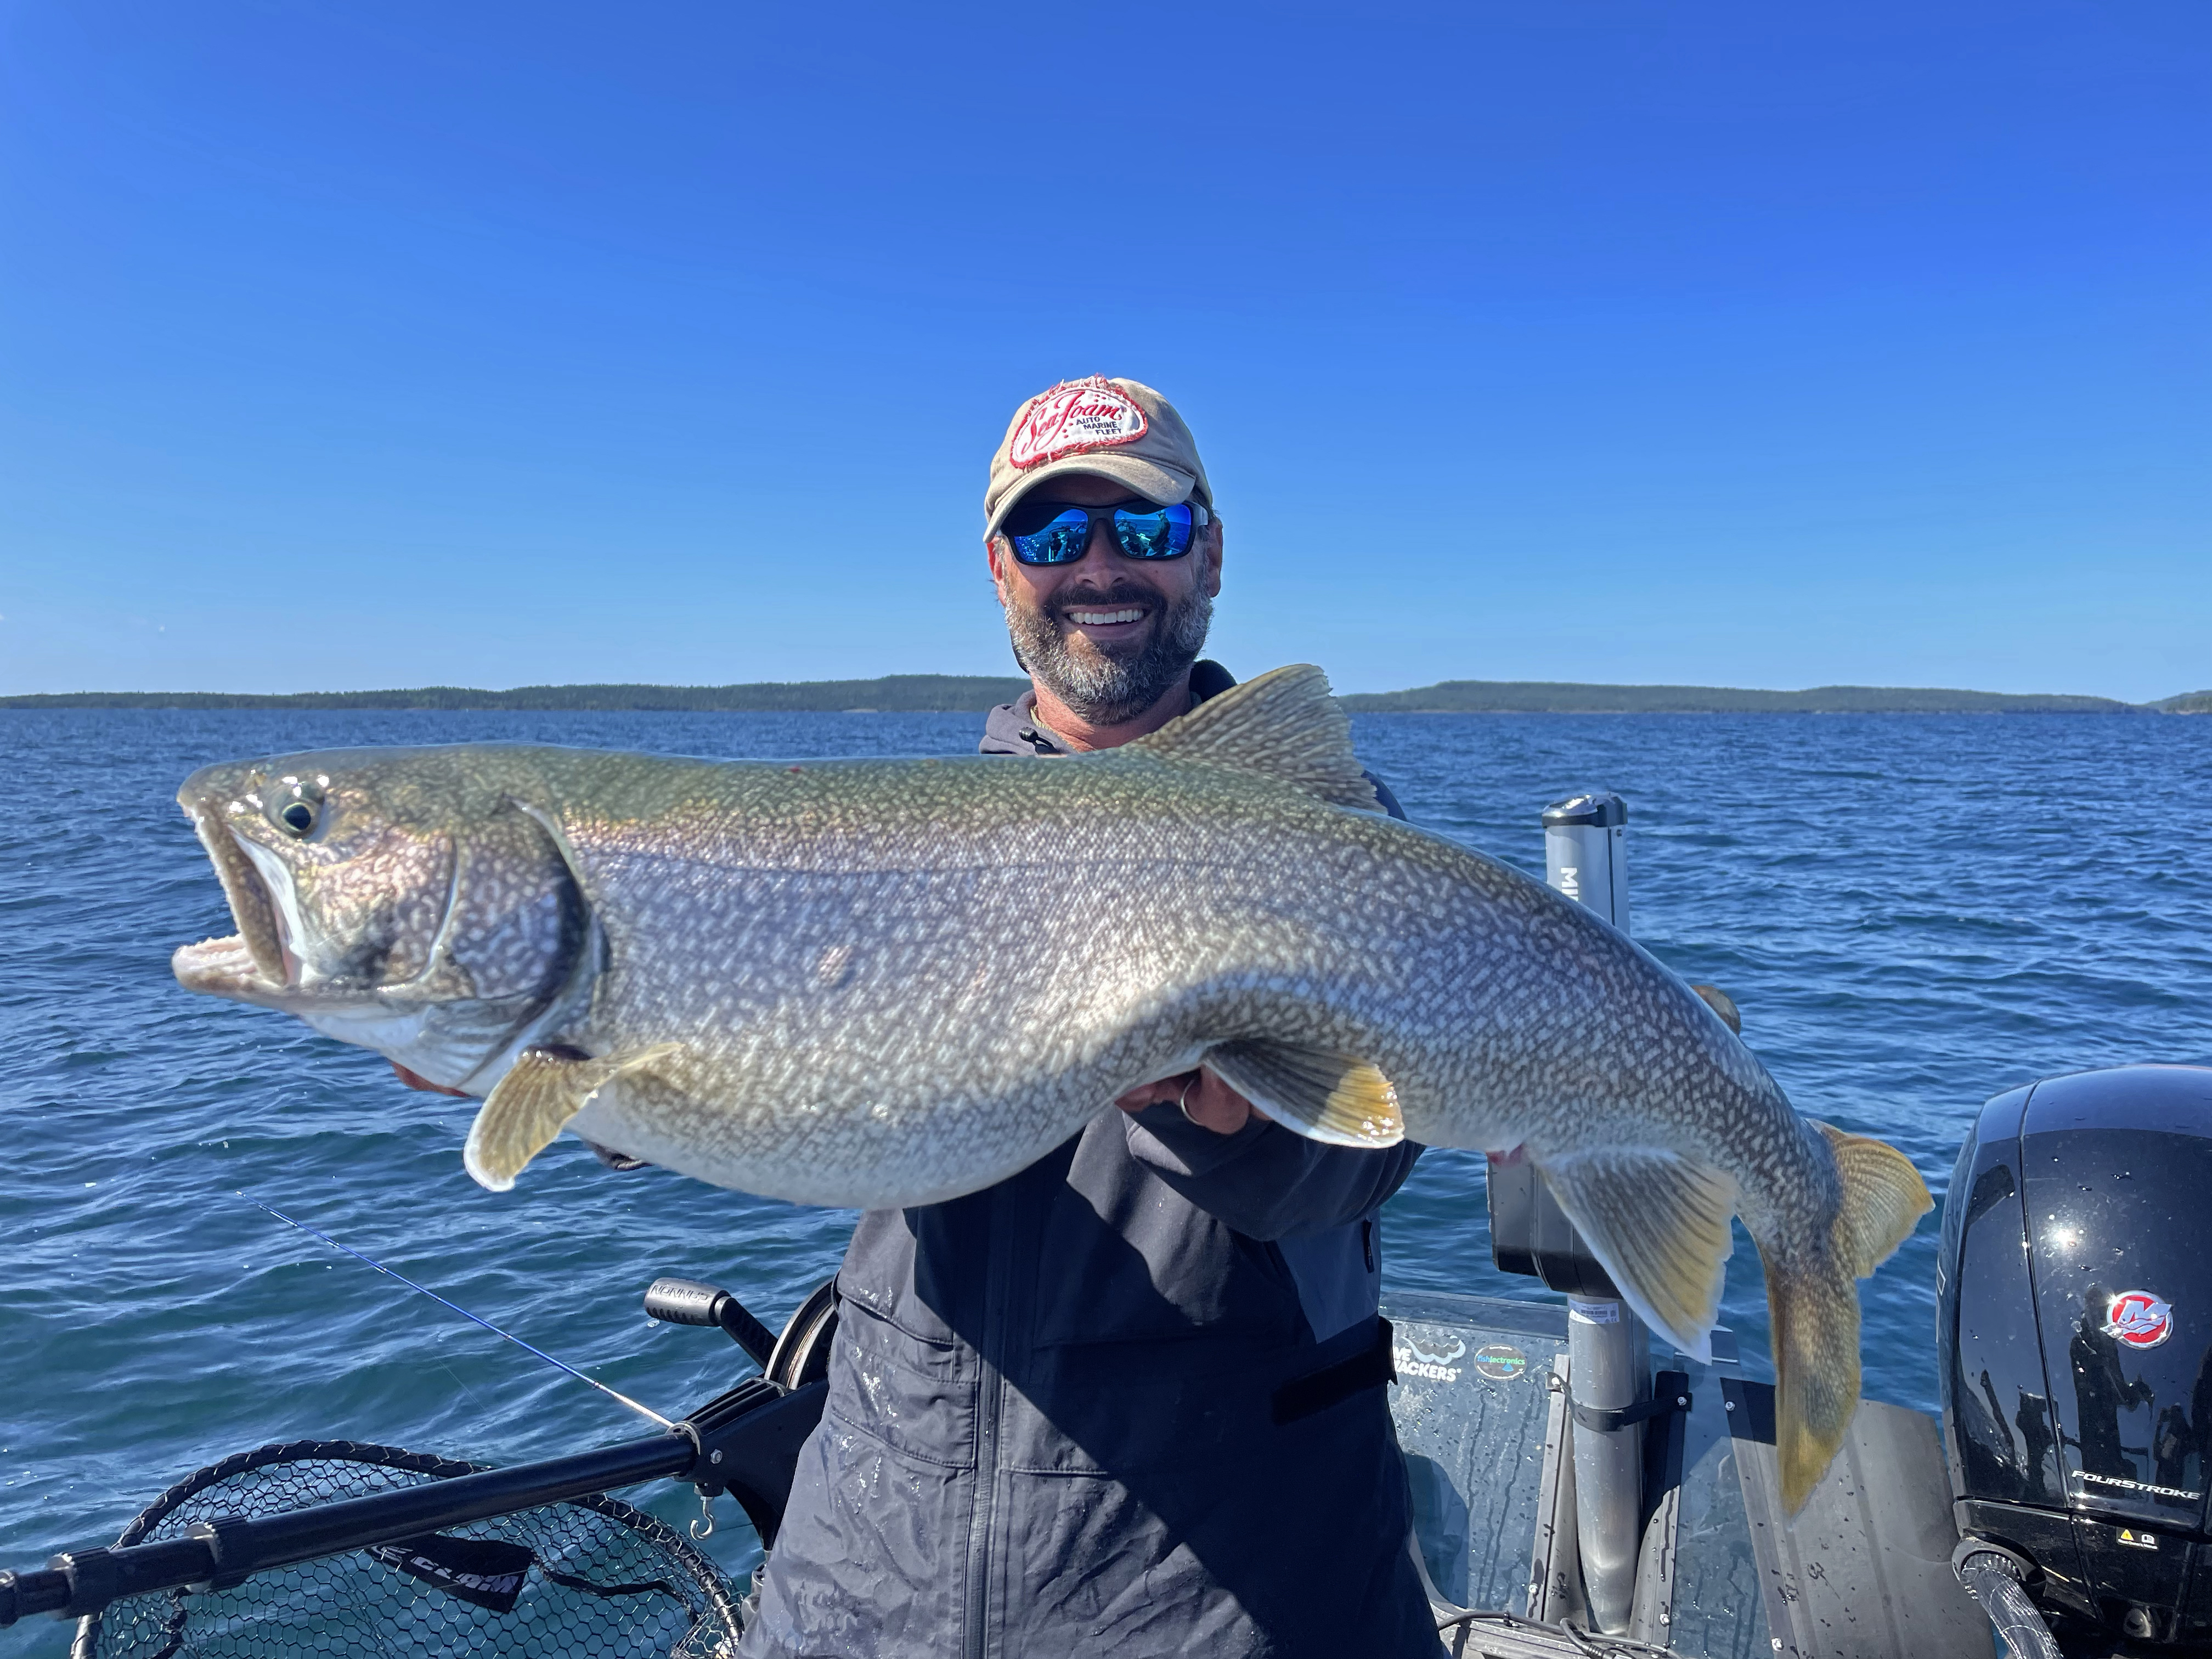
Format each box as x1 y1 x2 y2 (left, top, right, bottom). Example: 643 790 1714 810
1202 515 1224 599
985 534 1009 590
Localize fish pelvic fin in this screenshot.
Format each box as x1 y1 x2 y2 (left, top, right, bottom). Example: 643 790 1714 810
1201 1039 1405 1147
1765 1123 1933 1515
1533 1148 1738 1362
1124 664 1381 811
462 1043 683 1193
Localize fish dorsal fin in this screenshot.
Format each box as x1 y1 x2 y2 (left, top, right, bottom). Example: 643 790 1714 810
1124 664 1381 811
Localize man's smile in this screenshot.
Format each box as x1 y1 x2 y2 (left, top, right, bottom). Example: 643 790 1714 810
1044 586 1162 647
1065 605 1148 629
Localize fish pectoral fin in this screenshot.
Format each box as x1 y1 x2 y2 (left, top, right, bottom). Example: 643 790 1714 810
1201 1039 1404 1147
1534 1148 1739 1362
1123 664 1381 811
463 1043 682 1193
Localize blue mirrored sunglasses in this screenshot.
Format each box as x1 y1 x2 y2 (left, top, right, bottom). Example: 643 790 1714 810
1003 499 1209 566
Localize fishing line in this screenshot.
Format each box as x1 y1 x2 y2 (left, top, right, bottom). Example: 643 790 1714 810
242 1194 675 1430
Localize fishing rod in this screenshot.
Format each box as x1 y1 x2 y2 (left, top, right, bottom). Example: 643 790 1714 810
242 1194 675 1430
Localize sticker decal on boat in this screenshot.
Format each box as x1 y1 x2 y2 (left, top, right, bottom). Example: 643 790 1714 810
1471 1343 1530 1381
1395 1330 1468 1383
2103 1289 2173 1350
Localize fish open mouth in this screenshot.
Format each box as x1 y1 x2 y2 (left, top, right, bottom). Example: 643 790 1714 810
172 801 292 996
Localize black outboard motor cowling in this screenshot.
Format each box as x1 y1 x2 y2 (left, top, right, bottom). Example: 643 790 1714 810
1941 1064 2212 1647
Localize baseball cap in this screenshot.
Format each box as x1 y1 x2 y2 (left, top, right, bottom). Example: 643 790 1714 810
983 376 1214 539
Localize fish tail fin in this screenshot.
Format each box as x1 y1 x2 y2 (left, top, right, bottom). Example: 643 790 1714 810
1765 1123 1932 1514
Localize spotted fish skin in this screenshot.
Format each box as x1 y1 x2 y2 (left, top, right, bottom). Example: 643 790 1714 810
172 664 1928 1511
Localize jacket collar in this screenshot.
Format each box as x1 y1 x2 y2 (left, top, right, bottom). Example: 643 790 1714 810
978 661 1237 756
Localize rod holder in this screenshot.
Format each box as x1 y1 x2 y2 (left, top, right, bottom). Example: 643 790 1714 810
1544 791 1647 1636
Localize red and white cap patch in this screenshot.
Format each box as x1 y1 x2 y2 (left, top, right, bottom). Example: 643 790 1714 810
1007 376 1148 470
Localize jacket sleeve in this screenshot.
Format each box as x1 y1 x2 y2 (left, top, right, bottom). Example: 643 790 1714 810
1121 1105 1421 1242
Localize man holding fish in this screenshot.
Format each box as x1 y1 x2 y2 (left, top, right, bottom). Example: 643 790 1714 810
731 377 1441 1655
173 379 1930 1653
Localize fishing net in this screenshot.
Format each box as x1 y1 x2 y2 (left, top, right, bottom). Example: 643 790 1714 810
74 1440 745 1659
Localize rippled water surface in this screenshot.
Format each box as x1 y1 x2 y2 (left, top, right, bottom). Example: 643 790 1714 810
3 708 2207 1651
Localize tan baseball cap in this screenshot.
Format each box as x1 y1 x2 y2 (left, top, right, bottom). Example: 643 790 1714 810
983 375 1214 539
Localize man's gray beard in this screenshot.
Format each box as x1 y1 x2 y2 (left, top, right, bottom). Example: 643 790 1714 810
1007 582 1214 727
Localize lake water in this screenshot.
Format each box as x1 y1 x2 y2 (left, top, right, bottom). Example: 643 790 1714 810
3 707 2206 1652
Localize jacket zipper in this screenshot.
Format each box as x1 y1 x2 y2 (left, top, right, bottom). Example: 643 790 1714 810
963 1188 1015 1659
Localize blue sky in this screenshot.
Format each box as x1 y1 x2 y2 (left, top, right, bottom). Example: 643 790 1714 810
1 2 2204 700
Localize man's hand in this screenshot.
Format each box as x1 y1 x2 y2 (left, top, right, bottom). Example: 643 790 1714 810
1115 1066 1268 1136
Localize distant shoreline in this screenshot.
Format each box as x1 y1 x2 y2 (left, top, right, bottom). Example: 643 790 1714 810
5 675 2206 715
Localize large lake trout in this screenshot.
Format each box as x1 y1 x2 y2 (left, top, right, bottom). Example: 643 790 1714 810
172 664 1928 1509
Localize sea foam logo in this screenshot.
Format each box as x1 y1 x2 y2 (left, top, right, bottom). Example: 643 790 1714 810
1007 376 1148 468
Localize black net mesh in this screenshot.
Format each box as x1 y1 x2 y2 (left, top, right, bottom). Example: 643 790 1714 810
73 1441 744 1659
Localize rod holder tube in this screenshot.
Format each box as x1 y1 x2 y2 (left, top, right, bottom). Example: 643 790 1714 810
1543 791 1644 1635
1567 1296 1644 1634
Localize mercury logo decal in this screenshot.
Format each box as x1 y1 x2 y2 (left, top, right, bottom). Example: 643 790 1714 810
2103 1290 2174 1350
1007 376 1148 469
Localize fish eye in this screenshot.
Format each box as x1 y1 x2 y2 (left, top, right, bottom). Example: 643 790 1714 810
273 782 324 838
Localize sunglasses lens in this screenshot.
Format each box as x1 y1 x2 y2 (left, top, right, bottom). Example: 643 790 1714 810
1111 503 1194 559
1009 509 1093 565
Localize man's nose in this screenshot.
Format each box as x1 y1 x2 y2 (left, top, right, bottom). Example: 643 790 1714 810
1064 516 1120 575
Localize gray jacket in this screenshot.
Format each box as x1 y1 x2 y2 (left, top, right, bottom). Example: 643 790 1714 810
740 664 1433 1658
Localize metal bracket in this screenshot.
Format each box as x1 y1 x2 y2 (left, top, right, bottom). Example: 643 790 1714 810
1549 1373 1692 1435
184 1516 259 1592
678 1376 828 1550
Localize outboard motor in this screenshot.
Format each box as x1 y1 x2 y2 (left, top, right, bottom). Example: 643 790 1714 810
1941 1063 2212 1650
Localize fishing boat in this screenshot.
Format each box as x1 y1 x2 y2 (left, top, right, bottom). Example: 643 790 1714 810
2 794 2202 1658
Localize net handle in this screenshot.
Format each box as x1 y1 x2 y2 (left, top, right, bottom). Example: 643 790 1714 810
70 1441 742 1657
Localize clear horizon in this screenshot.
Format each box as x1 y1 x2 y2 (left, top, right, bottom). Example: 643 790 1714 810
3 670 2198 706
2 3 2205 703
